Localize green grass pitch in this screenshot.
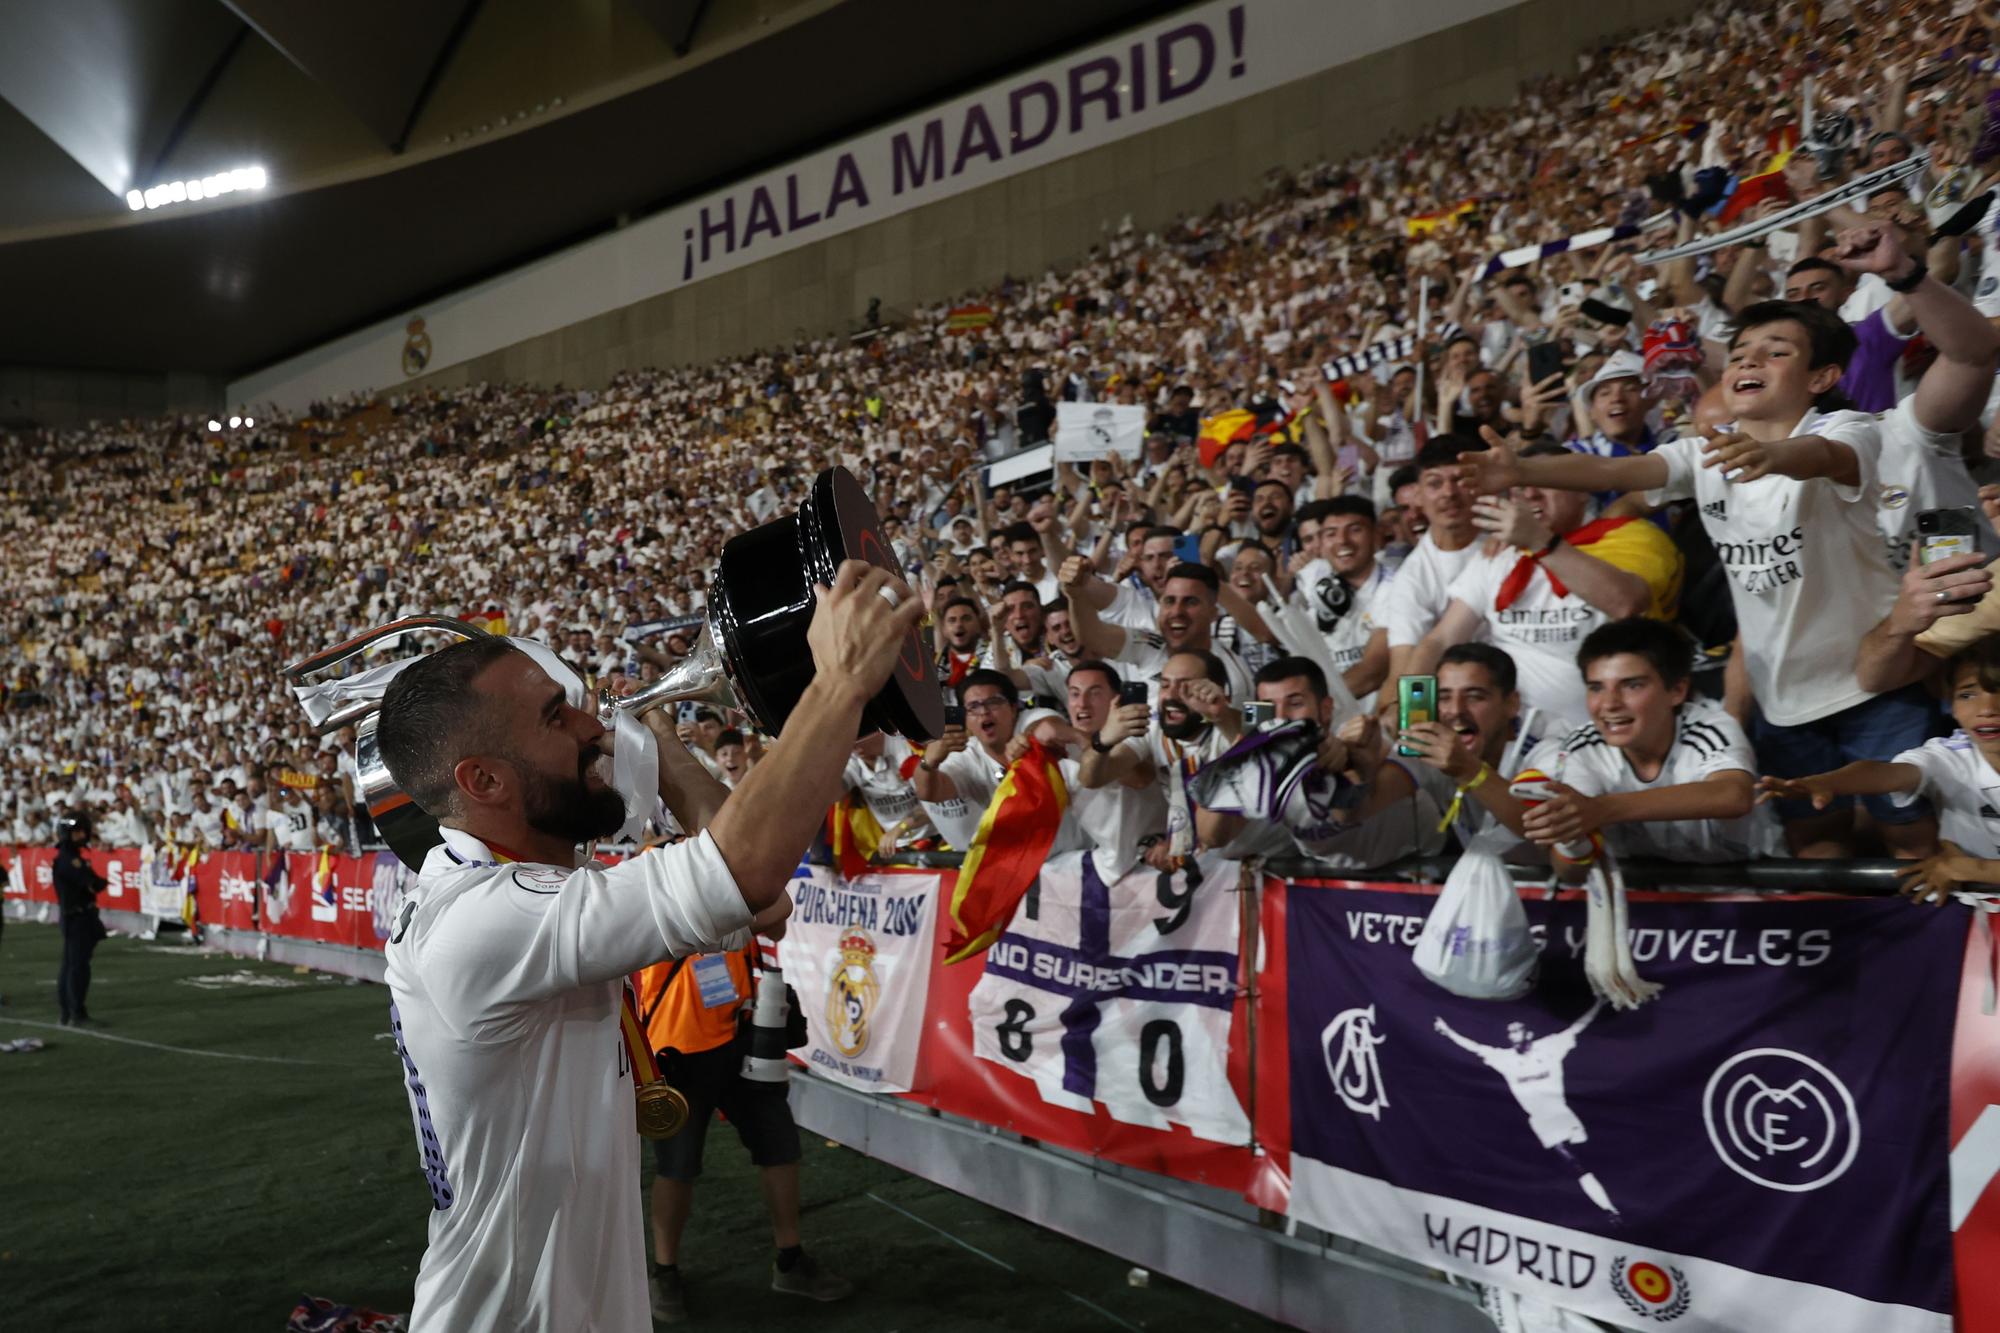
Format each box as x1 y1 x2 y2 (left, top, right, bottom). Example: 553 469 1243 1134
0 921 1281 1332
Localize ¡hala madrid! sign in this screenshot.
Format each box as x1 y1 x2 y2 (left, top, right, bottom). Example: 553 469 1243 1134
232 0 1523 410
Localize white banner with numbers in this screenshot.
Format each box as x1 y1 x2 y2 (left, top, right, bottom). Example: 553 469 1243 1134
965 850 1250 1144
781 866 941 1094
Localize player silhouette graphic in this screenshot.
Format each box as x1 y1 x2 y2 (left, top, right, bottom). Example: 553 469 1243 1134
1433 1001 1617 1218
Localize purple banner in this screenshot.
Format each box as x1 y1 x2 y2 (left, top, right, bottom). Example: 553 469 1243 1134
1286 885 1962 1332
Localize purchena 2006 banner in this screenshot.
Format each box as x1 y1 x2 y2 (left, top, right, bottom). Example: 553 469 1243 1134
782 866 940 1094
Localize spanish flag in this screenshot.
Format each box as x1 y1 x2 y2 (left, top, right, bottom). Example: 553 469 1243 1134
945 304 995 332
943 742 1069 963
1198 407 1257 467
827 796 886 880
1404 199 1476 237
1494 515 1682 620
464 606 509 636
1718 168 1791 224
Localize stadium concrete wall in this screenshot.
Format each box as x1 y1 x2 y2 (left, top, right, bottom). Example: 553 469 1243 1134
234 0 1697 408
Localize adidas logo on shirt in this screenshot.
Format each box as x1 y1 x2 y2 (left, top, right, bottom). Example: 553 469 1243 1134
1701 497 1728 522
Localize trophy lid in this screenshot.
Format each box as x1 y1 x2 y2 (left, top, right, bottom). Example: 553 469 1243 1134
798 467 944 742
710 467 941 743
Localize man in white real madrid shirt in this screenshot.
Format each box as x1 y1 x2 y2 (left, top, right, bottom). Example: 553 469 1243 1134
1060 555 1254 700
373 560 921 1332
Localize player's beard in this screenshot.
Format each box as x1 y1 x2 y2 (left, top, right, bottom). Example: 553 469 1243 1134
518 746 626 845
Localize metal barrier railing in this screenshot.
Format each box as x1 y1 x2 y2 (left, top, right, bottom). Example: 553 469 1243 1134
847 849 1909 897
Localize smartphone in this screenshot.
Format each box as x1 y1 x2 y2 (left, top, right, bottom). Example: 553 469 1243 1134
1395 675 1436 757
1241 700 1275 730
943 703 966 728
677 702 698 724
1526 340 1567 387
1118 681 1150 708
1228 475 1258 496
1766 229 1800 264
1917 506 1982 565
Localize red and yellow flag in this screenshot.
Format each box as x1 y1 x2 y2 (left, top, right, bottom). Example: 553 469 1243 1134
1404 199 1476 237
945 304 996 332
943 743 1070 964
1197 408 1262 468
827 796 886 880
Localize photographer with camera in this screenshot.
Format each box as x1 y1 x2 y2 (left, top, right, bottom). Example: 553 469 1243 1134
634 917 850 1323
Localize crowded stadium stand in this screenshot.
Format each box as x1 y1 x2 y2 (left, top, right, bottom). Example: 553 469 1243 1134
15 0 2000 1329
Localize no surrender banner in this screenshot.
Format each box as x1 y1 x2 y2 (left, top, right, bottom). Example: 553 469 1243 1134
1285 883 1962 1332
968 849 1250 1144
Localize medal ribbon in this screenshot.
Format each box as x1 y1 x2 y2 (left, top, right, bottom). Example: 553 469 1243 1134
619 983 665 1087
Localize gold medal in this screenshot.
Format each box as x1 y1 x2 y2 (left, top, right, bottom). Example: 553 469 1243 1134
635 1080 689 1139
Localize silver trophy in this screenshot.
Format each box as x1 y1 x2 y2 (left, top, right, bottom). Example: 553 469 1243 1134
283 467 941 868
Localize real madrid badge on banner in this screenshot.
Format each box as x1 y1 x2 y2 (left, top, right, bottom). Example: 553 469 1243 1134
780 865 941 1093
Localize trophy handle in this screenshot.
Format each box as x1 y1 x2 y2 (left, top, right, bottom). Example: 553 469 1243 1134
602 620 749 726
283 615 491 683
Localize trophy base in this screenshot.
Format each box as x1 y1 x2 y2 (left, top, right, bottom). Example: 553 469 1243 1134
710 467 942 742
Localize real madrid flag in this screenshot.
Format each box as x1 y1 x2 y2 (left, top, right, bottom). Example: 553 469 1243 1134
1052 402 1146 462
944 741 1069 963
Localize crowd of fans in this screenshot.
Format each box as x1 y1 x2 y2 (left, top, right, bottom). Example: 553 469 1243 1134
13 0 2000 897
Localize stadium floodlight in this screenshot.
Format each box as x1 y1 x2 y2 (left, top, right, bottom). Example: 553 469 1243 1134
135 165 269 213
208 420 222 432
244 417 255 428
228 416 242 428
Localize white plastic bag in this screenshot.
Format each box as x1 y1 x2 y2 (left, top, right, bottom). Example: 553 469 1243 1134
1413 836 1539 1000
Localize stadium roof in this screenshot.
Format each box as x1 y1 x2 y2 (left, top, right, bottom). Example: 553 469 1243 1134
0 0 1178 379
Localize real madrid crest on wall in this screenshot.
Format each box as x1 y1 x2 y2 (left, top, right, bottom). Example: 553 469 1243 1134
402 317 432 378
827 930 881 1057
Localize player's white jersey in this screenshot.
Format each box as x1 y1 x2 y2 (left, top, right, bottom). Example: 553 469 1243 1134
263 801 319 853
1894 731 2000 859
1471 1033 1586 1149
386 826 751 1332
1521 698 1779 862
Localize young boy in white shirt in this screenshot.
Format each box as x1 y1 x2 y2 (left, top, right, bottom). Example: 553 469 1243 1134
1505 619 1778 864
1760 636 2000 901
1461 298 1932 858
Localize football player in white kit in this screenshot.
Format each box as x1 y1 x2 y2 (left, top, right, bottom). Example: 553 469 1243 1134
1433 1003 1615 1217
372 561 921 1332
